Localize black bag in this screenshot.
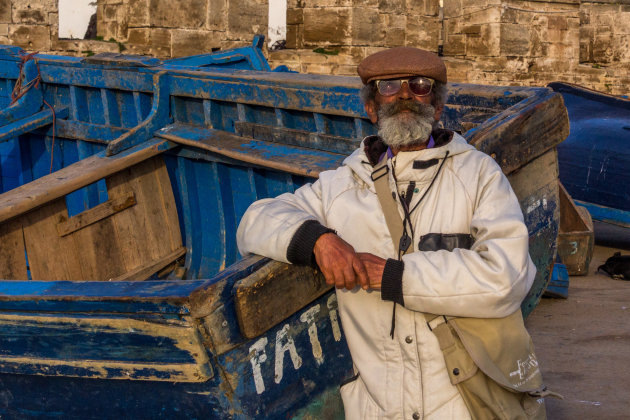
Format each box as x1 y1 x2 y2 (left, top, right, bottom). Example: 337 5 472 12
597 252 630 280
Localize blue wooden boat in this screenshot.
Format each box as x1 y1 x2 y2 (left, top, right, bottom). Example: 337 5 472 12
548 82 630 229
0 42 568 419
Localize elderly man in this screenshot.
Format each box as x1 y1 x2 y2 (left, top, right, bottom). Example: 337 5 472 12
237 47 537 419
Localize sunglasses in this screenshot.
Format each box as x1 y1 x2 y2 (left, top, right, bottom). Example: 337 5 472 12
375 77 434 97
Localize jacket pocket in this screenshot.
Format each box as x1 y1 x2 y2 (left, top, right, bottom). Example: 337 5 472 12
340 373 380 420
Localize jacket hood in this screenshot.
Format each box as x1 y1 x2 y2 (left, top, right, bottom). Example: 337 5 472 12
343 129 476 187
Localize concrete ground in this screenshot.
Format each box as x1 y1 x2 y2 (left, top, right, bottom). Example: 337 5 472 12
526 222 630 419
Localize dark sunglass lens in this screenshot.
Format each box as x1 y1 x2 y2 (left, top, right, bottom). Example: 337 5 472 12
378 80 402 96
408 78 432 96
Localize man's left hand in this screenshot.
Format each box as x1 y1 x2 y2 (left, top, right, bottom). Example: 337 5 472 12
356 253 387 290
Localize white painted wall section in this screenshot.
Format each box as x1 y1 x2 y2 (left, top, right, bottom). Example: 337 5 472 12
59 0 97 39
268 0 287 49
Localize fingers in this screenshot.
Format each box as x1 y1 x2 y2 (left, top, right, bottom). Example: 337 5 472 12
313 233 377 290
356 253 387 290
353 258 369 290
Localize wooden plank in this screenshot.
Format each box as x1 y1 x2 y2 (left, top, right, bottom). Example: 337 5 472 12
234 121 360 155
109 247 186 281
0 107 69 144
106 157 183 271
56 192 136 237
70 209 127 280
467 90 570 175
558 183 594 276
0 138 172 224
22 199 84 280
507 148 560 317
574 200 630 229
233 259 331 339
0 219 28 280
0 313 212 382
33 119 129 143
156 123 346 179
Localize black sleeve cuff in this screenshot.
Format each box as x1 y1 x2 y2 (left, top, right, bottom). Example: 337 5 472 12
381 258 405 306
286 220 335 267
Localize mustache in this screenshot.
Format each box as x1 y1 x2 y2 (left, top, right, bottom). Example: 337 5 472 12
377 100 435 119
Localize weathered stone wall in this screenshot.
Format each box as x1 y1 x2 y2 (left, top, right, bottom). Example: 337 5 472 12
0 0 628 95
269 0 630 95
0 0 267 58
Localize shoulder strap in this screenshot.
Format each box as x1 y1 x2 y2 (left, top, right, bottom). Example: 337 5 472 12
371 158 414 256
371 156 448 328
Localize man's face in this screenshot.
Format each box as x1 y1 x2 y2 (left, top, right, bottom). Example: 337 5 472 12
364 77 443 149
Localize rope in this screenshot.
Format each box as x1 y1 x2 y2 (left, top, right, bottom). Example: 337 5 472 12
10 51 57 174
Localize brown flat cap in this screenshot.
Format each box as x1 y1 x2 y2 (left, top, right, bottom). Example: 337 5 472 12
357 47 447 84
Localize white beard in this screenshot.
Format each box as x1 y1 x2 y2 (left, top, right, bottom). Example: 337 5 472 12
377 101 436 148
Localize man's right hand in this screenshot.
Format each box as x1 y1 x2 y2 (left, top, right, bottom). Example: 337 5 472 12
313 233 369 290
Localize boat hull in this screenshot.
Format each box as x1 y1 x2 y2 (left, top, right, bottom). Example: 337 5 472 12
0 45 569 418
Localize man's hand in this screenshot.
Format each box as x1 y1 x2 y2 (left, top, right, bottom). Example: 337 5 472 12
356 253 387 290
313 233 369 290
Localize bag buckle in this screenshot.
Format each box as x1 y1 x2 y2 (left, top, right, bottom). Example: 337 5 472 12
371 165 389 181
427 315 448 331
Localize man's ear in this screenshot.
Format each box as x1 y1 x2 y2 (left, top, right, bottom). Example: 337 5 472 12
433 103 444 122
364 100 379 124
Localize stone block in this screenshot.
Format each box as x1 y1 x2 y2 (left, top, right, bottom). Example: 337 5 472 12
462 5 501 25
303 63 334 74
13 8 47 24
150 28 171 49
546 27 571 44
172 29 221 57
285 24 302 49
579 39 593 63
0 23 6 36
547 16 568 31
378 0 404 14
444 19 461 37
220 40 250 50
303 7 350 46
501 7 518 24
128 0 150 26
97 20 119 41
227 0 268 42
149 0 206 28
406 17 439 50
351 7 382 45
207 0 227 31
9 25 51 51
443 33 465 55
611 34 630 63
547 42 575 61
103 4 118 21
127 28 149 45
443 0 461 18
579 8 590 25
466 23 500 56
0 0 10 23
461 25 481 35
407 0 439 16
613 11 630 35
302 0 353 7
591 12 614 28
592 32 613 63
385 27 405 47
425 0 440 17
442 57 472 82
287 8 303 25
268 48 302 62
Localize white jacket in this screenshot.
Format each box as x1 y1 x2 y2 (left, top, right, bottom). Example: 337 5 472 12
237 132 536 420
